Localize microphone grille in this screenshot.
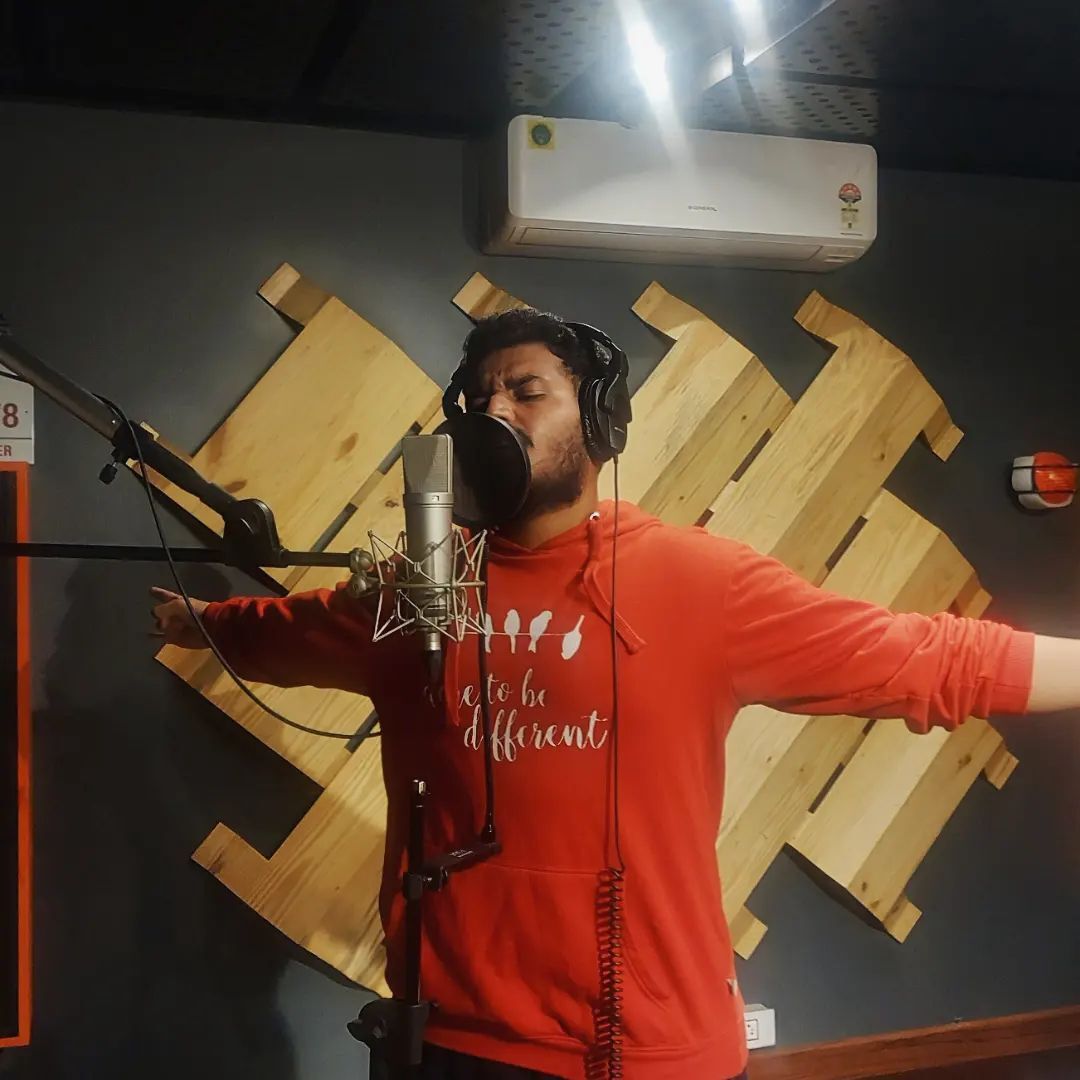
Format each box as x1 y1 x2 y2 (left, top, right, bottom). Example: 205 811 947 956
402 434 453 495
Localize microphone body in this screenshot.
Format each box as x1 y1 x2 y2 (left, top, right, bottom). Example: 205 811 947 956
401 434 455 680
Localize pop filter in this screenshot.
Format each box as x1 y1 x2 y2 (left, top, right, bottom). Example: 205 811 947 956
435 412 531 530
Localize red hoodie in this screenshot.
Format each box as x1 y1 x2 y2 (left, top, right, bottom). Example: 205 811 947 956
201 502 1034 1079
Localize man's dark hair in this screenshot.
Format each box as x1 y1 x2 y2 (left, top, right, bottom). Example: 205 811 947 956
459 307 593 397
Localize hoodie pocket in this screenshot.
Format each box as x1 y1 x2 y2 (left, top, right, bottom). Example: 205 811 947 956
421 861 602 1042
620 890 692 1048
417 861 710 1051
620 882 734 1050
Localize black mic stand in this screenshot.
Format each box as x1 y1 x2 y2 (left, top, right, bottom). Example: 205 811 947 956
350 542 502 1079
0 438 360 573
349 781 500 1080
0 324 505 1079
0 323 356 574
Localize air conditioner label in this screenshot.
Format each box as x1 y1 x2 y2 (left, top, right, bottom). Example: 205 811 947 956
839 182 862 233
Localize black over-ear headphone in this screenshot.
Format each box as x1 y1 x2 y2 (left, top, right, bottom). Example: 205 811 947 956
442 320 632 463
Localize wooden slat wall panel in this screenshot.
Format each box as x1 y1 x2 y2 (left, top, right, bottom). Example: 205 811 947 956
787 489 1015 942
158 643 363 788
172 274 1018 1003
180 273 536 984
721 488 1012 955
706 291 964 585
193 737 389 993
146 262 442 585
185 276 787 983
602 283 793 525
452 272 525 318
158 410 447 789
154 265 443 785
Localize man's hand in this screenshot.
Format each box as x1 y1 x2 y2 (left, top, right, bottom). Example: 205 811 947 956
150 587 210 649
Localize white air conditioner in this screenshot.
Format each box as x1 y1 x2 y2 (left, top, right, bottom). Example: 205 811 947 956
480 116 877 271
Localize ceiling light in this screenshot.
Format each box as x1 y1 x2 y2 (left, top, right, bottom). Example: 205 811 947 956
626 18 670 102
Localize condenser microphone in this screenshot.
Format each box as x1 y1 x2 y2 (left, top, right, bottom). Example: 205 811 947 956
401 433 455 682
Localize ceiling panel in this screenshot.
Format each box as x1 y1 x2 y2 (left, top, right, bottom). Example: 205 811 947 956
752 0 888 80
503 0 618 108
316 0 503 125
0 1 24 80
33 0 337 101
752 0 1080 95
698 74 880 140
0 0 1077 181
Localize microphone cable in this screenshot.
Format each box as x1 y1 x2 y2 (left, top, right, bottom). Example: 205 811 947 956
4 363 338 737
103 394 376 743
474 541 499 843
589 458 626 1080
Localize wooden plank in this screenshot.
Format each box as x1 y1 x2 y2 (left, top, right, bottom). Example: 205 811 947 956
601 282 793 526
279 411 444 594
720 707 865 957
789 715 1012 942
158 642 365 788
983 743 1019 789
825 489 980 614
727 906 767 960
452 272 526 319
750 1005 1080 1080
706 291 964 585
258 262 332 326
193 738 389 993
147 263 442 584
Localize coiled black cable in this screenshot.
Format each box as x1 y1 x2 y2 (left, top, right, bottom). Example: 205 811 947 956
588 463 625 1079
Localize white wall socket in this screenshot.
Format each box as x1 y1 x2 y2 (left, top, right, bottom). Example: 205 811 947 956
744 1004 777 1050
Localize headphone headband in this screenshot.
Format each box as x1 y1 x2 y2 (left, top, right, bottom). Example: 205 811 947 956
443 316 632 462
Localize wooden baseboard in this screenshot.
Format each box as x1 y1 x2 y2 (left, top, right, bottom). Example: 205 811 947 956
749 1005 1080 1080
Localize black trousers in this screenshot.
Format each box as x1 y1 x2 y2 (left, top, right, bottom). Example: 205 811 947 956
420 1044 750 1079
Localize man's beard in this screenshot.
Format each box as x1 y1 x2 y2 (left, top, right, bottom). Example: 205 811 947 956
517 429 590 519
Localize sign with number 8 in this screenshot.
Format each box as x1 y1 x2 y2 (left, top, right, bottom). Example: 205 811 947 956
0 365 33 463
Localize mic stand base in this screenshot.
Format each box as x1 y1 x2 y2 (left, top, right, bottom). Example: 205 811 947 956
347 999 430 1080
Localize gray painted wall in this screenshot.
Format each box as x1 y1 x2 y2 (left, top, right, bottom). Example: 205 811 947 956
0 101 1077 1079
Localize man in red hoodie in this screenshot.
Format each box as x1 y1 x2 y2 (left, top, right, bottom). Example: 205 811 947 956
152 309 1077 1080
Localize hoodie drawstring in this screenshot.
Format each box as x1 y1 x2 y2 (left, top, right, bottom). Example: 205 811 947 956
583 512 646 654
443 509 647 724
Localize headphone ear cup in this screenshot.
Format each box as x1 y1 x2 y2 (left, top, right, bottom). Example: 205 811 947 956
442 360 467 420
579 375 613 463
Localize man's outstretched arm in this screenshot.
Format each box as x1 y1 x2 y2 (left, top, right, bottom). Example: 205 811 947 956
150 582 377 694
